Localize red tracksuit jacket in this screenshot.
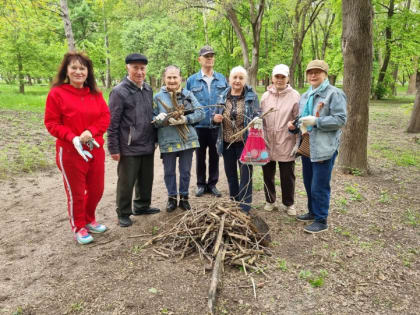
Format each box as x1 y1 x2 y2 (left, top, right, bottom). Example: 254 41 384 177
45 84 110 149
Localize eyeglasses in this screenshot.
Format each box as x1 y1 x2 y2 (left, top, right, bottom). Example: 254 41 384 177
307 70 324 76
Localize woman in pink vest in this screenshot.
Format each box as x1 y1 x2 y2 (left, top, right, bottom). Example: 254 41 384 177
261 64 300 215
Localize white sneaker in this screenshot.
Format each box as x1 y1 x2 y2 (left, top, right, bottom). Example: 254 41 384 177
264 202 275 211
285 205 296 216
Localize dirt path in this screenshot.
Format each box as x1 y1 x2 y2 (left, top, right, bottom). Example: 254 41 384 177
1 106 419 314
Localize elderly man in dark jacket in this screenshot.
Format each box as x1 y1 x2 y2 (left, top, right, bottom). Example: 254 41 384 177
107 53 159 227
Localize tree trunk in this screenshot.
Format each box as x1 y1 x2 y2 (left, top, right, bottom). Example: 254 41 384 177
60 0 76 51
297 58 304 89
391 63 398 96
338 0 373 174
407 70 420 133
289 0 324 88
407 57 418 94
17 53 25 94
329 74 337 86
224 0 264 90
375 0 394 99
103 10 111 89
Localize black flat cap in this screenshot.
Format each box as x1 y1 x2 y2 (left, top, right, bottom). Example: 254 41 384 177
125 53 148 64
199 45 215 56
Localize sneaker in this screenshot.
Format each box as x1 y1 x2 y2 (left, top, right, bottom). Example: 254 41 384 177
86 221 107 233
304 221 328 234
264 202 275 211
74 227 93 244
285 205 296 216
296 212 315 222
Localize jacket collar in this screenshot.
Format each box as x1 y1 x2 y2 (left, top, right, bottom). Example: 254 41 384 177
123 76 151 93
221 85 256 103
267 84 292 95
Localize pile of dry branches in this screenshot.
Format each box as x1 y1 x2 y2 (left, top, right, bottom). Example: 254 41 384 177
144 199 271 268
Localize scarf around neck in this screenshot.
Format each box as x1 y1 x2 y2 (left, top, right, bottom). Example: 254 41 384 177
301 79 330 131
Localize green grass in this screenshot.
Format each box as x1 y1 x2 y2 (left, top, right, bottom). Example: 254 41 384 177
370 142 419 168
0 84 48 112
0 84 112 112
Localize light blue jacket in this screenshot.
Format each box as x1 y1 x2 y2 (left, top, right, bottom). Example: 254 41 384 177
299 84 347 162
153 87 205 154
213 85 260 156
186 71 228 128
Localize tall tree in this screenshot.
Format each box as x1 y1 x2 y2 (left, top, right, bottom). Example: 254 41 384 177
407 70 420 133
338 0 373 173
289 0 325 87
222 0 265 89
60 0 76 51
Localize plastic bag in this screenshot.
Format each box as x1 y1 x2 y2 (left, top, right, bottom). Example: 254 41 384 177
240 127 270 165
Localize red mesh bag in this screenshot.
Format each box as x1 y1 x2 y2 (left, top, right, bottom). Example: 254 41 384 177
240 127 270 165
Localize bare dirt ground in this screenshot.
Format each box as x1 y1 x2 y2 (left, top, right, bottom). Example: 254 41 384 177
1 104 419 315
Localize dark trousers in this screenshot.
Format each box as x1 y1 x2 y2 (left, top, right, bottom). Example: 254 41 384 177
301 151 337 222
116 153 154 217
162 149 194 196
196 128 219 188
222 142 253 212
262 160 295 206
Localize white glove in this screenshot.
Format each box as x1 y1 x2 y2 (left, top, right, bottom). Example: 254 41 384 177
290 142 299 157
299 123 308 134
299 115 317 127
156 112 167 121
72 137 93 162
253 118 263 130
169 116 187 125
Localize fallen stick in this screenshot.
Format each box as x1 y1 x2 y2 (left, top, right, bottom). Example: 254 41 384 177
208 243 225 315
127 233 153 239
213 214 226 256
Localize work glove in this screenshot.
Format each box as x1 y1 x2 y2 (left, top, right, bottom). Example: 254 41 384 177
253 118 263 130
72 137 93 162
156 112 167 121
79 130 93 143
290 142 299 157
299 115 317 127
169 115 187 125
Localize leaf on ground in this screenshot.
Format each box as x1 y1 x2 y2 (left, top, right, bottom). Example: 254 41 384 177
148 287 158 294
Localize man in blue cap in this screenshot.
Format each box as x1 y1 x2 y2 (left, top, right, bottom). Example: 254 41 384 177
108 53 160 227
187 45 228 197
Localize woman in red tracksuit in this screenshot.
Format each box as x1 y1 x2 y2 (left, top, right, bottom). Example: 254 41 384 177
44 52 110 245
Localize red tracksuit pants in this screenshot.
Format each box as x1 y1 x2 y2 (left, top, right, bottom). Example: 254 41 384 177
56 145 105 233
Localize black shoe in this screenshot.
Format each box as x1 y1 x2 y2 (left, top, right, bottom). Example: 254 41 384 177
296 213 315 222
304 221 328 234
132 207 160 215
118 216 132 227
208 186 222 197
195 186 206 197
166 196 177 213
179 195 191 211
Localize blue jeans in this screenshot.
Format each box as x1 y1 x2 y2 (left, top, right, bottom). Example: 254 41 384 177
162 149 194 196
301 151 338 222
222 142 253 212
